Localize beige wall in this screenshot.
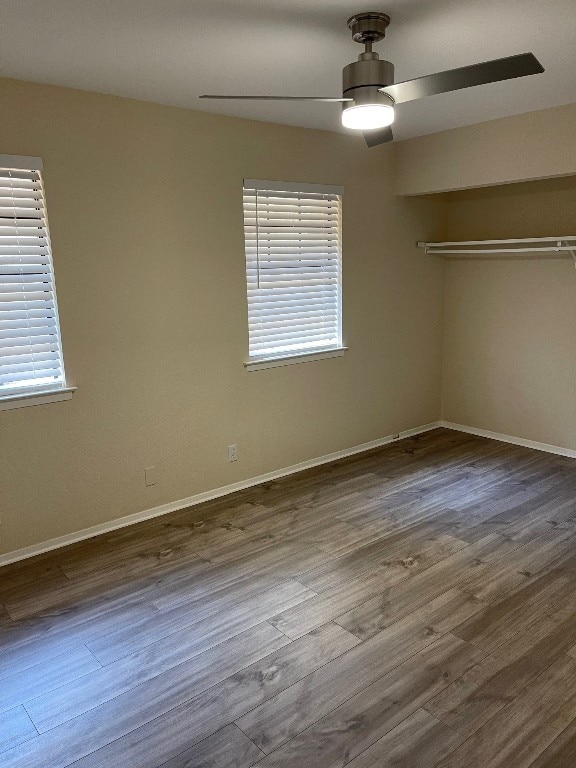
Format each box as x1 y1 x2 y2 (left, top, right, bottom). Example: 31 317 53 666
394 103 576 196
441 176 576 448
0 77 446 557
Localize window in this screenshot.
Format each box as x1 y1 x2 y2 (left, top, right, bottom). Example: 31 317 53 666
243 179 346 370
0 155 71 409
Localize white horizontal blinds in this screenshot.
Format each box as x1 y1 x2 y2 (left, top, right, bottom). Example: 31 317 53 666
0 161 66 396
243 180 342 359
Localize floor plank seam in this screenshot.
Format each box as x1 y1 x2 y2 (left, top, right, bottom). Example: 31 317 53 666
231 722 267 760
19 704 40 738
231 630 465 756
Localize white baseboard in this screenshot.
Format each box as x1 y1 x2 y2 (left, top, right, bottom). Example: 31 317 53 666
0 421 442 567
440 420 576 459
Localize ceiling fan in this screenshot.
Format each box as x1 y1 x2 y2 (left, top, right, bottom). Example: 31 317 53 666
201 11 544 147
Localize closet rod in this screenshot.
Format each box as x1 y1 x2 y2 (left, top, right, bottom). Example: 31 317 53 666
425 246 576 255
418 236 576 264
419 235 576 248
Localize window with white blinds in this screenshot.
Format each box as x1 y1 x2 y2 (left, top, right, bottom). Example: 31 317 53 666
0 155 67 399
243 179 344 366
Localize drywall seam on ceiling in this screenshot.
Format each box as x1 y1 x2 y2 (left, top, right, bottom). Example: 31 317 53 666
0 421 441 566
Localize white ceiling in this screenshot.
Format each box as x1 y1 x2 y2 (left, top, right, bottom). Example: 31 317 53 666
1 0 575 141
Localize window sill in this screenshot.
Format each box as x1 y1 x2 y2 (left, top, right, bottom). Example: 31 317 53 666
0 387 77 412
245 347 348 371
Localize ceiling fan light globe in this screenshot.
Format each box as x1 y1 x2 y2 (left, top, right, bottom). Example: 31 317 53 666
341 103 394 130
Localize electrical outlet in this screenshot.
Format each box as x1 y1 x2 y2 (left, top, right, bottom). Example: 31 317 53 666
144 466 158 486
228 444 238 462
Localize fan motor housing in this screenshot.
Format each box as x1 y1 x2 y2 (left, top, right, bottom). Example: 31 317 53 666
343 55 395 94
347 12 391 44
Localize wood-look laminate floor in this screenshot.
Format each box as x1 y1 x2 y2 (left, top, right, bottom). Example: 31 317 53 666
2 428 576 767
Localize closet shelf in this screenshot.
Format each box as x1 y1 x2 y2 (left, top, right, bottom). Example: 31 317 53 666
418 236 576 260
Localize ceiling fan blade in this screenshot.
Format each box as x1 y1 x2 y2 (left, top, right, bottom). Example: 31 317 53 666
363 126 394 147
382 53 544 105
200 95 352 102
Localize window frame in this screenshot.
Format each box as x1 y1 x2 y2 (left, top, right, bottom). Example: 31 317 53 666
0 154 74 411
242 178 347 371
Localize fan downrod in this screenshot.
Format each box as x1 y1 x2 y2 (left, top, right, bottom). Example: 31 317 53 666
347 12 390 45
